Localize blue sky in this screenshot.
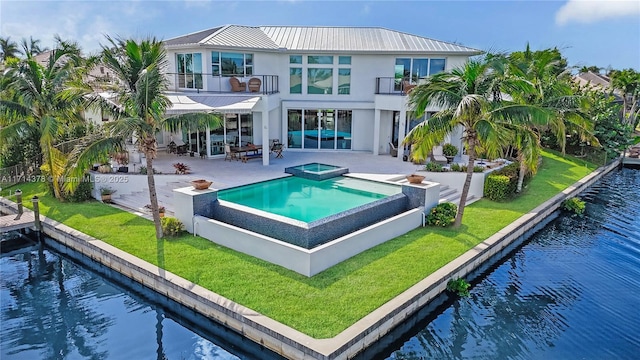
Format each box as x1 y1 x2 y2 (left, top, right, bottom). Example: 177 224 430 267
1 0 639 71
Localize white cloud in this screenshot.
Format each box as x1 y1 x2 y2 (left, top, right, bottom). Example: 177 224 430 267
556 0 640 26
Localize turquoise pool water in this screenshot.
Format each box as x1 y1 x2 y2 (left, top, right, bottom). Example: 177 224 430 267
217 176 401 222
290 163 340 173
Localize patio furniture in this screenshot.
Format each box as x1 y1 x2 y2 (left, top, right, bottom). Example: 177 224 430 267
248 77 261 93
224 144 236 161
389 142 398 157
229 77 246 92
176 144 189 156
431 146 448 165
270 142 284 159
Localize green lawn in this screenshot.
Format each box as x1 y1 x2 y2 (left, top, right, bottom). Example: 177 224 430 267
3 150 596 338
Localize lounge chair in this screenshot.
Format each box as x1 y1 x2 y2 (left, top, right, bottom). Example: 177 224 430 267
431 146 448 165
229 77 246 92
389 142 398 157
248 77 261 93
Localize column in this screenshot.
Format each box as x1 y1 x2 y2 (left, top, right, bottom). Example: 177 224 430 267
262 110 270 166
373 109 381 155
397 110 407 161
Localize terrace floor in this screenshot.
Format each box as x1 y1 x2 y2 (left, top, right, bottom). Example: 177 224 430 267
113 151 428 215
148 150 423 189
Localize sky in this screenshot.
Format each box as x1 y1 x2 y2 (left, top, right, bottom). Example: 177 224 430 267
1 0 639 71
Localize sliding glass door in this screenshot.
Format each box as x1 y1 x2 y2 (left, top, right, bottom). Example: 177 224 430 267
286 109 352 150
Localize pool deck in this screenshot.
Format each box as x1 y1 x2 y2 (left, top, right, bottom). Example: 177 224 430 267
148 150 423 189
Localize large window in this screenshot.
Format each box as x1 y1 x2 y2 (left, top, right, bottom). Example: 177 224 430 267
212 52 253 77
287 109 352 150
338 69 351 94
176 53 203 89
308 68 333 94
290 68 302 94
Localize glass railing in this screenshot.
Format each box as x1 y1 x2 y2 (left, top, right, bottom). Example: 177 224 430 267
375 77 414 95
166 73 279 95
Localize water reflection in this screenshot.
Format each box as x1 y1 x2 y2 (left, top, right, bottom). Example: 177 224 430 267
1 243 274 359
384 168 640 360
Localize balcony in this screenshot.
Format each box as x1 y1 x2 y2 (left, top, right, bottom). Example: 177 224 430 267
375 77 415 96
166 73 279 95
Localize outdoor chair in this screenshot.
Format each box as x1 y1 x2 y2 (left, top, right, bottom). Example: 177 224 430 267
431 145 448 165
224 144 235 161
176 144 189 156
270 142 284 159
248 77 262 93
389 142 398 157
229 77 246 92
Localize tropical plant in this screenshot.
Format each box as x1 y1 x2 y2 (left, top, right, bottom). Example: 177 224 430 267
20 36 48 57
99 187 115 195
172 162 190 174
0 36 20 62
424 162 445 172
405 58 546 227
561 197 585 216
69 36 223 238
442 143 458 157
426 202 457 227
161 217 184 237
0 37 86 199
609 68 640 129
446 278 471 297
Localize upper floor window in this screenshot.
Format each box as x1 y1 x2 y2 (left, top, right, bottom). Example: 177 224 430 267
338 56 351 65
176 53 203 89
212 52 253 77
395 58 446 84
308 55 333 64
289 55 302 64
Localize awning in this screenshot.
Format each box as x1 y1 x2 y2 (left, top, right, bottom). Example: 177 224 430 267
166 94 260 115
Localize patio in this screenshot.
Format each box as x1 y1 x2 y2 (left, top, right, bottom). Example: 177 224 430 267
110 151 426 215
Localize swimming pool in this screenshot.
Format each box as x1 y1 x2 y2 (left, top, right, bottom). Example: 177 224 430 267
218 176 398 223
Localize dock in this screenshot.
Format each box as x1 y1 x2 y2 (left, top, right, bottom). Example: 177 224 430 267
0 212 36 233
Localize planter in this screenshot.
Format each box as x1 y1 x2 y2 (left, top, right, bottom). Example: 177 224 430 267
98 165 112 173
406 174 425 184
101 194 112 203
191 179 212 190
445 156 455 164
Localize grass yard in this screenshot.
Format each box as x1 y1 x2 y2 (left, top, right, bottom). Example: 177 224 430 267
2 150 596 338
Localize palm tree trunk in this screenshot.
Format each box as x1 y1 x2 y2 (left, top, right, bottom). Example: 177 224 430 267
516 156 527 193
454 136 477 228
145 151 163 239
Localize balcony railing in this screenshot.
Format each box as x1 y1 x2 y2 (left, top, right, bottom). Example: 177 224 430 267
375 77 415 96
166 73 279 95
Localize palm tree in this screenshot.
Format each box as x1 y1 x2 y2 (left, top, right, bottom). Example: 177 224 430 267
505 48 597 191
0 36 20 61
72 36 222 239
610 68 640 129
20 36 48 57
405 58 546 227
0 38 86 199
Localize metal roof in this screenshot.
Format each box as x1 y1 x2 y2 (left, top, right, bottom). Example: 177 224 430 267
164 25 481 54
164 26 223 46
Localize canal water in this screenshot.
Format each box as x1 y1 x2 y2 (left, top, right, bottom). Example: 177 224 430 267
378 167 640 359
1 168 638 359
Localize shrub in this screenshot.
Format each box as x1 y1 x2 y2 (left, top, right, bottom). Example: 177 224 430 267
100 187 115 195
161 217 184 237
447 278 471 297
173 162 191 175
424 162 446 172
442 143 458 157
139 166 159 175
484 174 512 201
66 176 93 202
450 163 462 172
562 197 586 216
426 202 457 227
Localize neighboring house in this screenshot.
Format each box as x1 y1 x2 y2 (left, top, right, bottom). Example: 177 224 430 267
574 71 624 103
162 25 481 165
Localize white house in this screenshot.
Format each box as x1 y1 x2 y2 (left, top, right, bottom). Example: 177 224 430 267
161 25 481 165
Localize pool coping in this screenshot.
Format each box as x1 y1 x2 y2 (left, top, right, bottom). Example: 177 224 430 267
0 159 621 360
